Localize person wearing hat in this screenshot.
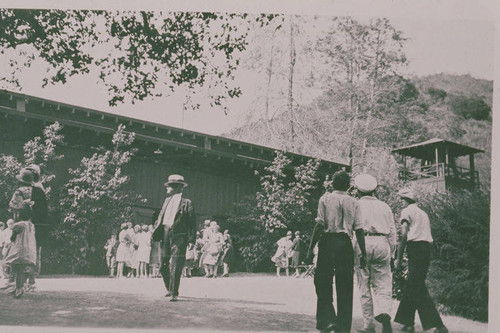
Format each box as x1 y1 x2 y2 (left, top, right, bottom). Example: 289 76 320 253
290 231 303 278
353 174 396 333
271 230 293 277
200 220 215 276
9 166 48 291
152 174 195 302
394 189 448 333
308 170 366 333
116 223 132 278
220 229 233 277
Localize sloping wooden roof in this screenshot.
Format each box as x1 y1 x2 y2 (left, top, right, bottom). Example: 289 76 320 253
0 89 349 172
392 138 484 159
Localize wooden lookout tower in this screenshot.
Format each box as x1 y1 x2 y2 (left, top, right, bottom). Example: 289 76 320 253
392 138 484 191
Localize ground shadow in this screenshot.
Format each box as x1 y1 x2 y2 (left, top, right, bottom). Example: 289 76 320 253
0 290 315 331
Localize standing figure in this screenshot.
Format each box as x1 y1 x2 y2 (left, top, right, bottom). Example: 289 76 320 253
308 170 367 333
116 223 132 278
137 225 151 278
199 219 211 275
152 174 196 302
290 231 303 277
220 229 233 277
3 200 37 298
394 189 448 333
9 166 48 291
104 233 119 278
354 174 397 333
203 223 223 278
149 223 161 278
271 231 293 277
129 225 141 278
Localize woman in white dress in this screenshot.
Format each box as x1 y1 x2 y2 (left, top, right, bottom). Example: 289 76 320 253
116 223 132 278
271 231 293 277
137 224 151 278
202 224 223 278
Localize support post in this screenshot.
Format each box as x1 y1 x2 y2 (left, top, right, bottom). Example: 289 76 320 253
435 147 440 176
470 154 475 184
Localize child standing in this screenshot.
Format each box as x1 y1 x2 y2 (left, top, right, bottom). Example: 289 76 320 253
104 234 118 278
3 200 37 298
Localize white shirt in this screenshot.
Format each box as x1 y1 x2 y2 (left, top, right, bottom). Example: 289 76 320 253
162 193 182 227
358 196 397 251
400 203 433 243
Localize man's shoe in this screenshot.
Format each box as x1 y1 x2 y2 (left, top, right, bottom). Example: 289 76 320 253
25 283 36 292
164 291 172 297
13 288 24 298
169 295 178 302
319 322 337 333
434 326 449 333
375 313 392 333
401 325 415 333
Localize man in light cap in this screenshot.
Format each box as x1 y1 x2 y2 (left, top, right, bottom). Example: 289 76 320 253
354 174 396 333
153 174 195 302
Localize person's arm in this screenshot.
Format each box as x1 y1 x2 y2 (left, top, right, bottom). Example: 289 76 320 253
395 220 409 270
353 201 366 268
387 210 397 257
186 200 196 248
355 228 366 268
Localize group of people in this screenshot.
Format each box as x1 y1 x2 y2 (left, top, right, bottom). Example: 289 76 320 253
105 223 161 279
104 218 234 281
309 170 448 333
193 220 233 278
0 164 49 298
271 230 304 277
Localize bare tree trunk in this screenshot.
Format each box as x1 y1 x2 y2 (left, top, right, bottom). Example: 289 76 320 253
288 15 296 151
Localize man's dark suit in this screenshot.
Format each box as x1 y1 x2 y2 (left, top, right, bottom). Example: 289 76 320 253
152 195 195 297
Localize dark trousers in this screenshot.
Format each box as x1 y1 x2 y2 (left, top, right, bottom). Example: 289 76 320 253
395 241 444 330
314 233 354 332
160 226 187 296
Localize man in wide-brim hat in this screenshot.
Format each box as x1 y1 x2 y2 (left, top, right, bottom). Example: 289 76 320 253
153 174 195 302
353 173 396 333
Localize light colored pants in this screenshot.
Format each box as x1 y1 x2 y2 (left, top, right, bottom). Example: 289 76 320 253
356 236 393 330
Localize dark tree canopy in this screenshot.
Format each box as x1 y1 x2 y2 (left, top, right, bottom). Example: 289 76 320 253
0 9 278 110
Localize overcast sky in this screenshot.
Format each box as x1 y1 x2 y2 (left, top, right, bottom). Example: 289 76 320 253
0 13 495 136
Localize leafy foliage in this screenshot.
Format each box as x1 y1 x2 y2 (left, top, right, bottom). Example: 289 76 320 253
449 95 491 121
226 151 320 272
417 189 489 322
56 124 145 274
0 122 64 221
0 9 277 110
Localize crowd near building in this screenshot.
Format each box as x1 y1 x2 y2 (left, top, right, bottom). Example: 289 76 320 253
105 219 233 279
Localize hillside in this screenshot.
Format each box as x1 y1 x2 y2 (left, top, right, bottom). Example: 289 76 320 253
224 73 492 187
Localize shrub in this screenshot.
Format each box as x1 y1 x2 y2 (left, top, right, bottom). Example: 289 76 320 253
419 188 489 322
449 95 491 121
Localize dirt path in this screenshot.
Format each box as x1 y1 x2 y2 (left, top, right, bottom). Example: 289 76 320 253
0 274 488 332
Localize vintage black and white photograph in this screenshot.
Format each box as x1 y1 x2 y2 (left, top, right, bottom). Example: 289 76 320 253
0 1 495 333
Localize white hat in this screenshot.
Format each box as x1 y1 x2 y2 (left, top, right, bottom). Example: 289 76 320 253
398 188 416 201
16 168 35 185
354 174 377 193
210 221 218 227
164 174 187 187
25 164 41 182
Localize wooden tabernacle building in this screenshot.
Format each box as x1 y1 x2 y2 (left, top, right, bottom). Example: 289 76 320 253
0 89 349 225
392 138 484 191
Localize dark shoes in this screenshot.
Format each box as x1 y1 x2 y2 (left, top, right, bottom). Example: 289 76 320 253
13 288 24 298
401 325 415 333
318 322 337 333
434 326 449 333
375 313 392 333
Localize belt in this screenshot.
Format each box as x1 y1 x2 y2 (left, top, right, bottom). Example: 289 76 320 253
365 232 386 236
